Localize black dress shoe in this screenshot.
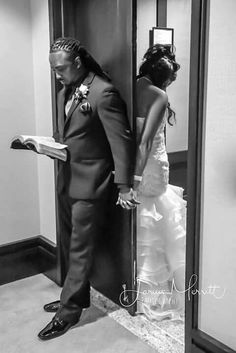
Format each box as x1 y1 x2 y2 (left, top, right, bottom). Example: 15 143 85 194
38 317 74 340
43 300 61 313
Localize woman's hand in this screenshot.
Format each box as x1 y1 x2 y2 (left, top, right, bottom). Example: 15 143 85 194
116 188 140 210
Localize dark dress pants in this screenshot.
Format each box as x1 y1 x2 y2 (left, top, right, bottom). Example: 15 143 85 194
56 193 108 324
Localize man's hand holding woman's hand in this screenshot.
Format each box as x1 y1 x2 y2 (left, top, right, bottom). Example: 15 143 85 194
116 188 140 210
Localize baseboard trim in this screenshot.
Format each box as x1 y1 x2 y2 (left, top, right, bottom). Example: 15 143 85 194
0 235 57 286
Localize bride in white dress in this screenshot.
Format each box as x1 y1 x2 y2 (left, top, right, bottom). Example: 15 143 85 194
133 44 186 321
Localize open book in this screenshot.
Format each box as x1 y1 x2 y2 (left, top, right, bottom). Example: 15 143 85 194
10 135 68 162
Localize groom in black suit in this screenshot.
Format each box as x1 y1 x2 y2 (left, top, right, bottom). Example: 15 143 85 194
38 37 136 340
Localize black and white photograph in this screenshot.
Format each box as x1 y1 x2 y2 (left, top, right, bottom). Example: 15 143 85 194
0 1 235 352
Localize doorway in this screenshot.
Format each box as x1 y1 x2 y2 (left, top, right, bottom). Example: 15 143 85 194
48 1 236 352
134 0 190 350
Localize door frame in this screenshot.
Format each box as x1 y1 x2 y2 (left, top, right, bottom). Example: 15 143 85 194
186 1 235 352
48 0 138 314
48 0 64 286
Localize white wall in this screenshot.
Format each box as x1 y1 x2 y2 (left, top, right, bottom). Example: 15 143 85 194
30 0 56 242
0 0 56 245
198 0 236 350
137 0 156 74
0 0 40 244
166 0 191 152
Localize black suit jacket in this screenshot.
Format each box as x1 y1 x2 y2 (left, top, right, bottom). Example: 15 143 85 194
54 71 133 199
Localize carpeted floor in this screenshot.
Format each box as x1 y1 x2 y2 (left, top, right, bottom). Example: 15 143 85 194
0 275 184 353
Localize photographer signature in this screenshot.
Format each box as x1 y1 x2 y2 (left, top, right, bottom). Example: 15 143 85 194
119 274 226 308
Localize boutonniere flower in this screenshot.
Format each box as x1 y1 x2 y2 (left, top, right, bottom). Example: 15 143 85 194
73 84 89 102
73 84 91 113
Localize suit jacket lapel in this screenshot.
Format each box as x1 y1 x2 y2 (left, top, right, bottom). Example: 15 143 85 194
64 97 80 124
57 86 66 137
64 72 96 129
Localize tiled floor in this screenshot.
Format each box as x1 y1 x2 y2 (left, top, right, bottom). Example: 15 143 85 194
92 287 184 352
0 275 184 353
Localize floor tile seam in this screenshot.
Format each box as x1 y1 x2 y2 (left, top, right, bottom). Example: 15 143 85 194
90 298 160 351
91 288 185 350
175 334 184 340
107 311 162 352
148 321 184 346
92 300 183 352
133 315 185 346
91 294 184 350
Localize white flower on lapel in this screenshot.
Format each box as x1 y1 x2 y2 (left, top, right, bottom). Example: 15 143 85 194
79 84 89 96
73 84 91 114
73 84 89 102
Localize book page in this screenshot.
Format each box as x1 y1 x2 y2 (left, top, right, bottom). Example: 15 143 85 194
37 139 67 149
22 135 55 143
16 135 67 149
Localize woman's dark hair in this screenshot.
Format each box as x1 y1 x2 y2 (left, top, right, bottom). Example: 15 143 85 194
50 37 110 81
138 44 180 125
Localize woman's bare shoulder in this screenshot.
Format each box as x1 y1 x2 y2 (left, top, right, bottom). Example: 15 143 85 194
137 79 167 105
149 85 168 102
138 76 166 91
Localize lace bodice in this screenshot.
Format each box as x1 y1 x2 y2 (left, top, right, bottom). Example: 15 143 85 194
137 117 169 197
150 118 167 160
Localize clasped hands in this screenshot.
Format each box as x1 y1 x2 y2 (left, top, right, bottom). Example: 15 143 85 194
116 188 140 210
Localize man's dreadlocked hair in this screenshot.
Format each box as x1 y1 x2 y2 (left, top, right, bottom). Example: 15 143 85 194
50 37 110 81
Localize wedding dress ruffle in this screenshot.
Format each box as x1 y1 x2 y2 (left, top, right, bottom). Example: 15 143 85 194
136 118 186 321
